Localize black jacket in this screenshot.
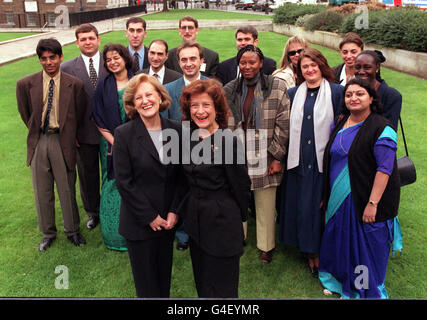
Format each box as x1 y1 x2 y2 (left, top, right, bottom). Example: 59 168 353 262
113 116 186 240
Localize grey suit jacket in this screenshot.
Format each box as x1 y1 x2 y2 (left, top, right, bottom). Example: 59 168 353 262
140 66 182 85
165 46 219 78
61 54 108 144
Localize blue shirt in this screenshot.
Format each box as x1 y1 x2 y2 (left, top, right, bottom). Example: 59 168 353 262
128 45 145 71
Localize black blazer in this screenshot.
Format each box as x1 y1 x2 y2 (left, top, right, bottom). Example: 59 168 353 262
332 63 345 84
178 130 251 257
216 55 277 86
140 66 182 85
113 116 185 241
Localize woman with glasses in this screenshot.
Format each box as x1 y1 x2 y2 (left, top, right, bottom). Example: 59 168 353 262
273 36 309 89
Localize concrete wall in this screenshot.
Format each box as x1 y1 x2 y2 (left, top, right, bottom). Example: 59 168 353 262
273 23 427 80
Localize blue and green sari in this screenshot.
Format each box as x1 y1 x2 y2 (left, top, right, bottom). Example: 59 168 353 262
318 121 402 299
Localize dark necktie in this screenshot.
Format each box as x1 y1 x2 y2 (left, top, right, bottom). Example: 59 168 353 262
43 79 54 134
133 52 140 72
153 73 160 82
89 58 98 88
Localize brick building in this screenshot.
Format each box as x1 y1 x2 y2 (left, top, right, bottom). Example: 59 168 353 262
0 0 130 28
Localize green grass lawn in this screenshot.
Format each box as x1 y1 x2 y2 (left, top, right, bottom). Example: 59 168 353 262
0 32 39 42
0 28 425 299
143 8 273 20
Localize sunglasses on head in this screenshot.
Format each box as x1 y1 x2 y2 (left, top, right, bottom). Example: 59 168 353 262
288 49 304 57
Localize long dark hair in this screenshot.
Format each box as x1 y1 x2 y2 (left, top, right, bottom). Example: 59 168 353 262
341 78 383 115
102 43 134 73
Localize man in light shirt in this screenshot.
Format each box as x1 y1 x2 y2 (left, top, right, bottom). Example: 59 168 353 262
125 17 149 73
61 24 109 231
140 39 181 85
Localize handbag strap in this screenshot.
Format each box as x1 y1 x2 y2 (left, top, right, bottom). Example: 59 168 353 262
399 116 409 157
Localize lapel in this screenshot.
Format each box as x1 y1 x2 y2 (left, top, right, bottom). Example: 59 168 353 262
74 56 92 90
98 55 109 79
135 116 171 164
58 72 73 130
29 72 44 125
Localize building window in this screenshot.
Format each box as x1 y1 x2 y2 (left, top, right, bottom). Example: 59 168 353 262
45 0 55 3
5 12 15 25
47 12 56 26
26 13 36 26
3 0 13 3
65 0 76 2
87 0 96 2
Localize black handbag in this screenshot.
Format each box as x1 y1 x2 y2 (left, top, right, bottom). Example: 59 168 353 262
397 117 416 186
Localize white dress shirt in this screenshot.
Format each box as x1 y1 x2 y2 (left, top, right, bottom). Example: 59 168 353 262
81 51 100 77
149 65 166 84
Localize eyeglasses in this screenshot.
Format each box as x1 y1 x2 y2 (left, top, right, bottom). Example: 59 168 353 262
288 49 304 57
180 26 195 31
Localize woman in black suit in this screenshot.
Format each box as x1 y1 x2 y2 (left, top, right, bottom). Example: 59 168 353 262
178 79 251 298
113 73 184 298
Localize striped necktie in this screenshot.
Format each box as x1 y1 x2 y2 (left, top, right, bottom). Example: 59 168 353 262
133 52 140 72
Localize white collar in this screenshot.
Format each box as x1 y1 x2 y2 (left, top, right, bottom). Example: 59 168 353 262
183 73 201 87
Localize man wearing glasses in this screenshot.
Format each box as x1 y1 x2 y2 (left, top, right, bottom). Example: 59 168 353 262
165 16 219 78
217 26 277 85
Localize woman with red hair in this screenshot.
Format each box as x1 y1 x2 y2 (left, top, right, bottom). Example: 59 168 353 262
178 79 251 298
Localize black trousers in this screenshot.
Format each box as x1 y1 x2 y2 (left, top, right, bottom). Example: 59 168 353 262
76 143 100 218
126 232 174 298
189 238 240 298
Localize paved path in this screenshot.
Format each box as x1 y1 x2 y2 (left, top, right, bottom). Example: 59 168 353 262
0 6 272 66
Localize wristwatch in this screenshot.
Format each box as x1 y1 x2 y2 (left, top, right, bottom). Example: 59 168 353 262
368 200 379 208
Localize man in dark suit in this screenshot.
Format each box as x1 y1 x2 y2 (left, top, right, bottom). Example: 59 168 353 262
140 39 182 85
61 24 108 230
165 16 219 78
217 26 277 85
125 17 149 73
16 38 86 251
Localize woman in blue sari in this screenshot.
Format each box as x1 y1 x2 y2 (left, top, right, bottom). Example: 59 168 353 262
92 44 135 251
319 78 402 299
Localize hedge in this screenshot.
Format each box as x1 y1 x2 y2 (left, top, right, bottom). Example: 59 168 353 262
273 4 427 52
272 3 327 25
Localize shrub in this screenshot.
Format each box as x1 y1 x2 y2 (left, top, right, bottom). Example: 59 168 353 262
273 3 327 25
340 7 427 52
304 10 344 32
295 14 316 27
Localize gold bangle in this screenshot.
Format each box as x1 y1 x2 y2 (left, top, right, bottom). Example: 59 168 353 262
368 200 378 208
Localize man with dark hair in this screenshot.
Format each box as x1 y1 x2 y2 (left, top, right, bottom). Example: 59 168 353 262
61 24 108 230
140 39 181 85
125 17 149 73
165 16 219 78
17 38 87 251
217 26 277 85
161 41 210 251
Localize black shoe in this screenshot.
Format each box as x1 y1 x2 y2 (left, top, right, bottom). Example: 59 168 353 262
309 265 319 278
86 216 99 230
176 241 189 251
67 233 86 246
38 237 56 252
